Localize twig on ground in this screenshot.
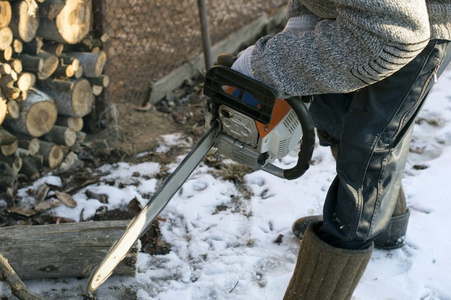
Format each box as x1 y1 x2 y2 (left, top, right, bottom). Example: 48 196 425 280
0 253 47 300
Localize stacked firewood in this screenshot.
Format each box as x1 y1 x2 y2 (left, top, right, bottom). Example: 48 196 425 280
0 0 109 189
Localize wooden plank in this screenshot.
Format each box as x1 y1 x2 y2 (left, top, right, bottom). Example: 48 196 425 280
0 220 137 280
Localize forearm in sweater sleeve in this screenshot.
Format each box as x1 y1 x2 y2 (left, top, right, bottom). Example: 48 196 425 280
251 0 431 99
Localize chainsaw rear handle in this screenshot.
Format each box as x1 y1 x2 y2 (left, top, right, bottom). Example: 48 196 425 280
204 65 315 180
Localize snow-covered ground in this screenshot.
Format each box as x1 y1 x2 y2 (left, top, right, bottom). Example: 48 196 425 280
2 67 451 299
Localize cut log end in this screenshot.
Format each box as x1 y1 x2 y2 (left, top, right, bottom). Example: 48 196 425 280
0 1 12 29
6 99 20 119
0 27 13 51
0 97 6 125
39 141 64 169
71 79 93 117
16 0 40 42
25 100 58 137
38 54 59 80
55 0 92 44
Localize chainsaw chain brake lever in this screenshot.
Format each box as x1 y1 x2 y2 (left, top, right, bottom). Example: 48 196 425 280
204 65 315 180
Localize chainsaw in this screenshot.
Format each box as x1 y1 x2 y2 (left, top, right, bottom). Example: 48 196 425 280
87 65 315 294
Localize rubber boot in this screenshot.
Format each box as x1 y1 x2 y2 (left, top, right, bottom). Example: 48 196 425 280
284 222 373 300
292 187 410 249
374 187 410 249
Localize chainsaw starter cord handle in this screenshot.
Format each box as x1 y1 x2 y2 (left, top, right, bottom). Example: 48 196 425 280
261 96 315 180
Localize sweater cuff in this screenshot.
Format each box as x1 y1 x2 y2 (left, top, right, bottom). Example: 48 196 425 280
231 46 255 78
283 15 318 35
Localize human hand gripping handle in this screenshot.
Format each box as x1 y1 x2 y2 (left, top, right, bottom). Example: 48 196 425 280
217 14 317 77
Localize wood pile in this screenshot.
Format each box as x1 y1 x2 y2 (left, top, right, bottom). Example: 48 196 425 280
0 0 110 189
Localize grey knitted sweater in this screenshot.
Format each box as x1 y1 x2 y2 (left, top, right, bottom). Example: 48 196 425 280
245 0 451 98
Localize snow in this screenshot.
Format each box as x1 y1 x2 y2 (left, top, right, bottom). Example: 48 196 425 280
2 67 451 299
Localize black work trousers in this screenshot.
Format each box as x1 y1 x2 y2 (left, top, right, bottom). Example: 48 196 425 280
309 39 451 250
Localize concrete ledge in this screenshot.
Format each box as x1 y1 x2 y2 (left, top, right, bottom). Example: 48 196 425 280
148 5 287 105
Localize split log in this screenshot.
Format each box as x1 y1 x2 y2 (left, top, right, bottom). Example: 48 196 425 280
0 1 12 29
0 161 17 189
37 51 59 80
37 78 93 117
3 88 57 137
9 0 40 43
0 220 138 280
38 140 63 168
36 0 92 44
65 51 106 78
0 27 13 50
56 115 83 132
42 125 76 147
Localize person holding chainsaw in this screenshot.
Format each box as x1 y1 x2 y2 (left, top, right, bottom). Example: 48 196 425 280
219 0 451 299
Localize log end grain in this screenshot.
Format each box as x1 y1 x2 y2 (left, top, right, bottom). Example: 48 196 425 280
0 1 12 29
16 0 40 43
38 55 59 80
6 99 20 120
25 100 58 137
59 116 83 132
55 0 92 44
0 27 13 51
1 139 18 156
71 78 93 117
0 97 6 125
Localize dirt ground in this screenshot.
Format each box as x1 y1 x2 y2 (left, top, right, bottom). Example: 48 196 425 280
87 78 208 162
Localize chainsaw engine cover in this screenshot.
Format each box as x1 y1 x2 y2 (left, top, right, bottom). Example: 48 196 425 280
217 99 303 168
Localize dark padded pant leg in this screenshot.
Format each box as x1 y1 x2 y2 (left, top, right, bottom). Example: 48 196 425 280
310 40 451 249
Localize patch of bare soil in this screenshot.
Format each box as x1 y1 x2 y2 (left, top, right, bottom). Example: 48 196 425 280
87 78 208 162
